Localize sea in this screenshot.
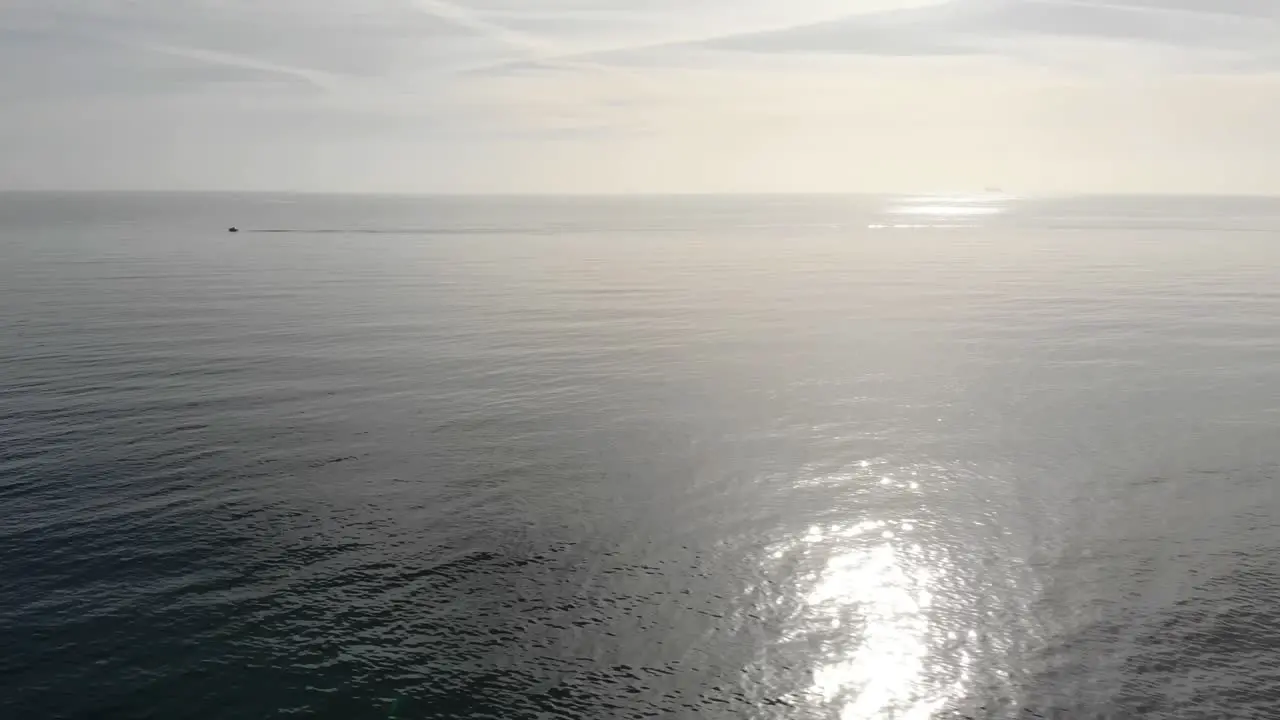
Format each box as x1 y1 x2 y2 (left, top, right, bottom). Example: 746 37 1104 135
2 192 1279 720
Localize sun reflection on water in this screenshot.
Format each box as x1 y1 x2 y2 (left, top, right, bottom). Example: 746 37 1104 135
796 518 972 719
869 192 1015 230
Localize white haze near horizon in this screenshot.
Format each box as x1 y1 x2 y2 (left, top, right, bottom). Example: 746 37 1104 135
2 0 1279 195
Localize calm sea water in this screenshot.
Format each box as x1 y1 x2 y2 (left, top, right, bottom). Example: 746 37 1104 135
2 192 1279 720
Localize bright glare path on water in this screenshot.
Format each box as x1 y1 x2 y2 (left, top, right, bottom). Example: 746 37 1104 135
804 523 947 719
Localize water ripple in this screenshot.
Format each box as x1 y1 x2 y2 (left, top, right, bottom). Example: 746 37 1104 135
3 193 1280 718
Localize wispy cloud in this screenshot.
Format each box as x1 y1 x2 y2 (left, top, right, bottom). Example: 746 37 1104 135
683 0 1280 62
132 42 342 92
409 0 565 58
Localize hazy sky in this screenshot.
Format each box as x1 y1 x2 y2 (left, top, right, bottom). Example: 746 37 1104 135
3 0 1279 194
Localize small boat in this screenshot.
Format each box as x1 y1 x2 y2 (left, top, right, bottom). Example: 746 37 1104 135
228 227 239 233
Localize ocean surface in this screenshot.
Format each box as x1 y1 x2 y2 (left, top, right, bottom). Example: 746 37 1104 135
2 192 1279 720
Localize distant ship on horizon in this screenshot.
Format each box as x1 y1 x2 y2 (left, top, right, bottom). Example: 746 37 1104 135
980 186 1018 201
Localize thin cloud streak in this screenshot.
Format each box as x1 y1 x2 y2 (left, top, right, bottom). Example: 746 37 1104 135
136 42 342 92
690 0 1280 61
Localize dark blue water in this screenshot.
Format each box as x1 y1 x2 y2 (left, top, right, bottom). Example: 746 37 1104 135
3 192 1279 719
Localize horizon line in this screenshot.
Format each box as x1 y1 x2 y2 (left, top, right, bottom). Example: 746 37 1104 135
4 188 1280 200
